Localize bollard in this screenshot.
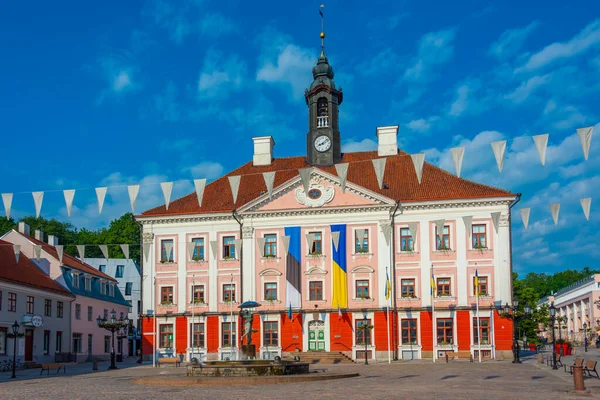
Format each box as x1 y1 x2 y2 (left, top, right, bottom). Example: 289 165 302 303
92 359 98 371
537 354 544 364
572 365 585 391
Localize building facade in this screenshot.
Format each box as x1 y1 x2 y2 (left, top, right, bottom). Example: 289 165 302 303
136 44 516 362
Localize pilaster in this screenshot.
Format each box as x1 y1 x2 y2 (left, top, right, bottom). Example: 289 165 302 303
242 226 255 302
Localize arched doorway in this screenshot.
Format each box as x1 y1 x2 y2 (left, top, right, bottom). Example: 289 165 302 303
308 320 326 351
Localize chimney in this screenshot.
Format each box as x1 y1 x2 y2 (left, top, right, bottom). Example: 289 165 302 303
48 235 59 247
376 125 399 157
35 229 44 241
252 136 275 166
18 222 30 236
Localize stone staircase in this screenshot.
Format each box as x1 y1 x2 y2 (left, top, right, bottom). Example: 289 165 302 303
295 351 354 364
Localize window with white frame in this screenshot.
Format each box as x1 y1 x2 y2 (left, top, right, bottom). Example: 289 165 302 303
192 237 205 261
400 228 414 251
264 282 277 301
192 285 205 304
264 234 277 257
72 273 80 289
161 239 174 262
354 229 369 253
435 225 451 250
223 284 235 302
85 276 91 292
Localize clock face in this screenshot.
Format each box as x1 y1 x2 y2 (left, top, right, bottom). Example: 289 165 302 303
314 135 331 152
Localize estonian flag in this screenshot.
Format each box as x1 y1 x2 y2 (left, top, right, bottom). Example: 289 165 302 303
385 267 391 300
474 269 479 298
319 4 324 17
288 302 293 321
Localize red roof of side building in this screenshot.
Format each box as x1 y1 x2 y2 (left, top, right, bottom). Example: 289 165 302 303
0 239 73 296
141 150 516 217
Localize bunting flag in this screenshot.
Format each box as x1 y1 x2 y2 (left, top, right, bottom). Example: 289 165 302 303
385 267 391 300
335 163 349 193
32 191 44 218
285 227 302 308
127 185 140 213
263 172 276 199
450 147 465 178
99 244 109 260
63 189 76 217
306 233 316 253
120 244 130 260
434 219 445 242
194 179 207 207
520 208 531 230
331 230 340 252
33 245 42 260
533 134 549 166
462 216 473 237
299 168 311 194
407 223 418 244
257 237 266 257
77 245 85 260
491 212 501 233
581 198 592 221
577 126 593 161
410 153 425 184
56 245 64 264
381 223 392 247
491 140 507 172
160 182 173 210
281 235 290 258
95 187 107 214
234 239 243 257
1 193 12 220
372 158 386 189
163 242 173 261
143 243 151 263
331 224 348 309
186 241 195 261
13 244 20 263
550 203 560 225
228 176 241 204
210 240 218 260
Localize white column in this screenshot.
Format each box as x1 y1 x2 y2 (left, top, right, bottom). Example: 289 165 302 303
378 220 391 307
494 207 511 303
208 229 218 313
420 220 431 307
141 231 154 313
455 218 467 306
242 226 255 302
177 234 186 313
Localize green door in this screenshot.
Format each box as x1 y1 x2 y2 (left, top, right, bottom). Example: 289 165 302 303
308 321 326 351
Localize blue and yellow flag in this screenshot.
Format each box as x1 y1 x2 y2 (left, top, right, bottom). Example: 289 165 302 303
385 267 391 300
430 274 436 297
331 224 348 308
474 269 479 298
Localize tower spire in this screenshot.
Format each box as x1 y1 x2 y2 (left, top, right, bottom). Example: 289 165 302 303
319 4 325 56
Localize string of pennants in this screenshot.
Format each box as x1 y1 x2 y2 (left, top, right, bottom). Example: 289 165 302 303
0 126 594 220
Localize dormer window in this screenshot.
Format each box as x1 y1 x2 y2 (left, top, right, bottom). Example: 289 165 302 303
85 276 91 292
101 280 107 295
72 272 80 289
109 283 115 297
317 98 329 128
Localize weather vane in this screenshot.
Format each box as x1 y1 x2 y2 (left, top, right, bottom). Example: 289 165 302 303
319 4 325 53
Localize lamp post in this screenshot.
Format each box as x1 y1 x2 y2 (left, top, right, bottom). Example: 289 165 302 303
97 310 129 370
9 321 21 379
583 322 588 352
501 299 532 364
549 302 558 370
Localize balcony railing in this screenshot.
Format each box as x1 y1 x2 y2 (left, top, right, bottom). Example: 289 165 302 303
317 116 329 128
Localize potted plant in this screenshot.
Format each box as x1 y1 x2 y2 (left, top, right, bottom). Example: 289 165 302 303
356 249 369 254
192 256 204 262
555 338 565 354
566 341 573 355
161 300 173 306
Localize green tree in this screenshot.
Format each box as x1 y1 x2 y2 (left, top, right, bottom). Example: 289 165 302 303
0 217 16 237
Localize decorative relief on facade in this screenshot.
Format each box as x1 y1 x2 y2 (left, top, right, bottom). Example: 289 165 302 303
142 232 154 244
499 212 510 227
242 226 254 239
295 181 335 208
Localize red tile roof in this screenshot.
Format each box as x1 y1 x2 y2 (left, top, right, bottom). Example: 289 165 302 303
0 239 74 296
141 150 515 217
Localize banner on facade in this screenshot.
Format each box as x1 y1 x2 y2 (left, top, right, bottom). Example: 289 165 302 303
285 227 302 308
331 224 348 309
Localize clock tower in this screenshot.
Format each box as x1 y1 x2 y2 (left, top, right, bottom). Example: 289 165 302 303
305 32 343 166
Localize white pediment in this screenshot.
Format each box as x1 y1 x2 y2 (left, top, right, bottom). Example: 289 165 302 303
305 266 328 275
351 266 375 274
259 268 282 277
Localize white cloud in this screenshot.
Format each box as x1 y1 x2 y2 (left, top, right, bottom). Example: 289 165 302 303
449 84 470 116
96 56 138 104
406 116 439 133
342 139 378 153
256 44 314 100
184 162 225 180
504 74 550 103
358 48 401 76
197 50 246 98
113 71 132 92
489 21 539 59
404 29 455 81
198 13 238 37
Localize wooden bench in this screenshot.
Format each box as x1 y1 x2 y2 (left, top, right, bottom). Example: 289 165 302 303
157 357 181 367
40 363 67 375
447 351 473 362
564 357 584 374
584 360 599 378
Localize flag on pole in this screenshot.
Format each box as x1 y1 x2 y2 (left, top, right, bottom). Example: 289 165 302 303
385 267 391 300
430 274 436 297
319 4 324 17
288 302 293 321
474 269 479 298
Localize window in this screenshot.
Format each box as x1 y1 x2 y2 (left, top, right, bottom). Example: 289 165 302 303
159 324 174 348
191 323 205 348
263 321 278 346
104 336 111 353
72 273 80 289
45 299 52 317
161 286 174 305
401 279 416 298
109 284 114 297
309 281 323 301
472 224 486 248
223 236 235 259
85 276 91 292
355 319 372 345
0 291 2 311
72 333 82 353
26 296 34 314
436 278 451 297
192 285 205 304
474 276 488 296
400 228 414 251
56 331 62 353
221 322 236 347
0 328 6 355
264 234 277 257
161 239 174 262
43 330 50 355
88 306 93 322
355 280 369 299
473 318 490 344
264 283 277 301
101 281 106 295
354 230 369 253
99 265 106 273
317 98 329 127
309 232 322 254
8 293 16 312
437 318 453 344
401 319 418 344
223 284 235 302
57 301 64 318
116 265 124 278
435 225 451 250
75 304 81 320
192 238 205 261
125 282 133 296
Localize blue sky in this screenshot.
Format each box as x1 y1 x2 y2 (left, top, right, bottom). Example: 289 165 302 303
1 0 599 275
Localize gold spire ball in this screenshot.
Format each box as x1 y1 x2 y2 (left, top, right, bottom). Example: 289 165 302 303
320 32 325 39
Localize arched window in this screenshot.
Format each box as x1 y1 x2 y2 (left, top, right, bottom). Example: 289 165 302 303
317 98 329 127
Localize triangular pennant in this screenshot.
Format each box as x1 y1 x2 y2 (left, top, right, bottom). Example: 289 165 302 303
263 172 276 199
32 191 44 218
2 193 13 220
434 219 445 242
532 134 549 166
187 242 196 261
550 203 560 226
335 163 349 193
56 245 64 264
372 158 387 189
491 140 507 172
228 176 241 204
381 224 392 247
299 168 311 194
450 147 465 178
120 244 130 260
210 240 218 260
462 216 473 237
98 244 109 260
127 185 140 213
331 231 340 252
194 179 207 208
63 189 76 217
95 187 107 214
33 245 42 260
234 239 243 255
577 126 593 161
281 236 290 258
407 223 418 243
257 237 266 257
13 244 20 264
520 208 530 230
580 198 592 221
143 243 151 263
491 212 501 233
306 233 316 252
77 245 85 260
160 182 173 210
164 242 173 260
410 153 425 184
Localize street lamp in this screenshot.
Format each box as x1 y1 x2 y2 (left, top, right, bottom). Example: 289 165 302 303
549 302 558 370
10 321 20 379
500 299 532 364
583 322 588 352
97 310 129 370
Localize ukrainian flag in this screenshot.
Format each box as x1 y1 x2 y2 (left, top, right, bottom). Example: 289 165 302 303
331 225 348 308
474 269 479 298
430 274 436 297
385 267 391 300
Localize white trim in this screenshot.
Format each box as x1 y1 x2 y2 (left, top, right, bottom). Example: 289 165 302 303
397 223 418 252
351 311 376 360
398 275 419 299
398 310 422 359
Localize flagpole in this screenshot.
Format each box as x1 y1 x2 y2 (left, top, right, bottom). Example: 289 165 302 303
386 267 391 364
230 273 235 361
191 275 195 362
431 264 436 363
476 269 482 363
153 276 156 368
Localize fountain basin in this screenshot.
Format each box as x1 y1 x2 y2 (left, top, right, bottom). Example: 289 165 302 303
186 360 309 377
